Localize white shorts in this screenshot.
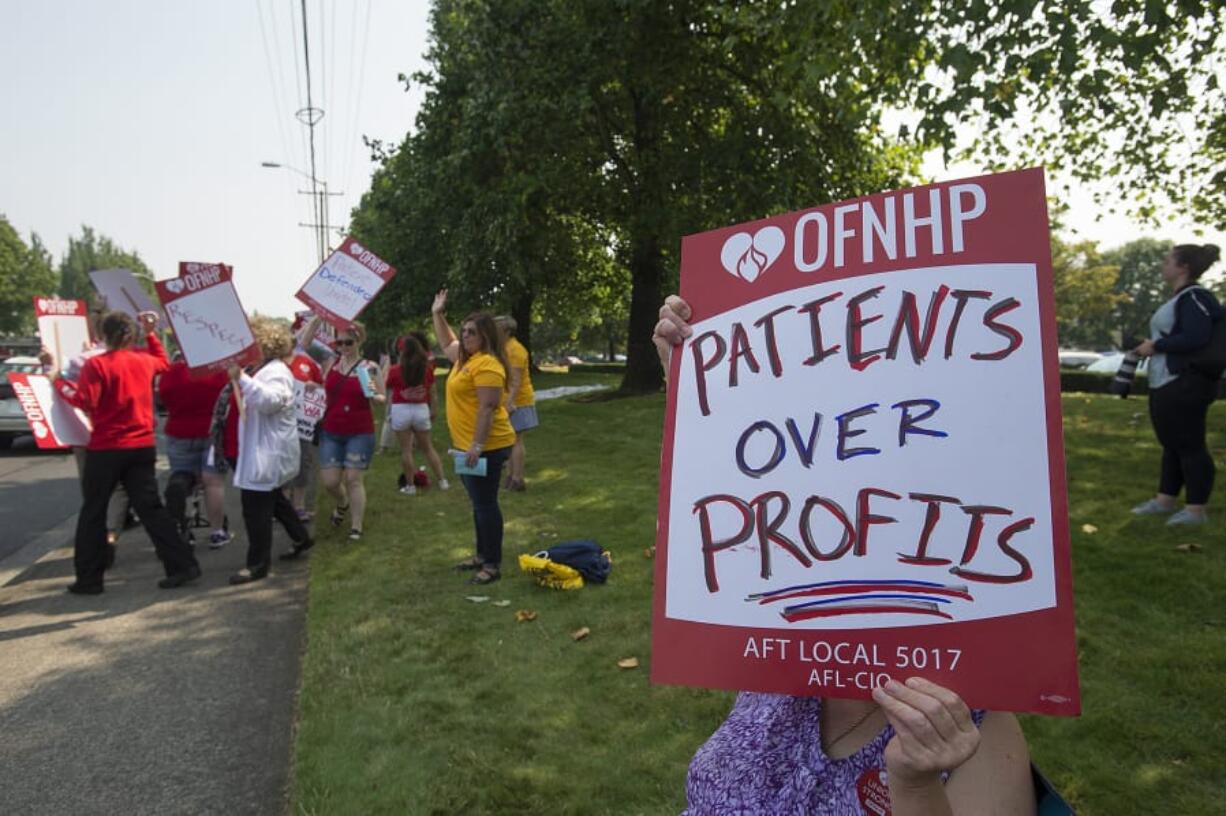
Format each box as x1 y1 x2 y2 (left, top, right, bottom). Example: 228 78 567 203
389 402 432 432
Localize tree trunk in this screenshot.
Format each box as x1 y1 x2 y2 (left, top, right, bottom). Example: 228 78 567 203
619 233 665 393
511 289 535 368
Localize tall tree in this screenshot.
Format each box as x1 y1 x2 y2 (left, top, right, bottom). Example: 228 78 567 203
58 225 155 302
1050 234 1124 348
0 216 58 336
1102 238 1172 345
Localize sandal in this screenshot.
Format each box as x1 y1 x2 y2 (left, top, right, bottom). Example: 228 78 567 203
469 567 501 585
454 556 484 572
330 504 349 527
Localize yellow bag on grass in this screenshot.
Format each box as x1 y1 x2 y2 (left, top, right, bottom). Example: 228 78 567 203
517 553 585 590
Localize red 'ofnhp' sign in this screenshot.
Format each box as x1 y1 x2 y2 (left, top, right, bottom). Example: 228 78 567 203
157 263 261 374
295 237 397 330
7 373 91 449
653 167 1078 715
33 297 92 374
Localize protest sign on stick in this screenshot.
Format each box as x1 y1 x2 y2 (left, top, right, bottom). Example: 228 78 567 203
88 268 164 329
652 168 1078 715
156 263 261 374
295 237 397 330
295 381 327 441
7 373 91 449
33 297 92 373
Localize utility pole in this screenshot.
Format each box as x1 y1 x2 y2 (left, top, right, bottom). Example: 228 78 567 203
296 0 326 263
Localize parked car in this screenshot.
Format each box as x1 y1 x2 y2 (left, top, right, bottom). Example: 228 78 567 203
1085 352 1149 376
1057 349 1103 370
0 356 43 448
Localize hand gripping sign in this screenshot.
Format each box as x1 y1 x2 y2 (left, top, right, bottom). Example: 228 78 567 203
295 237 397 330
653 168 1078 715
7 373 91 449
33 297 92 374
156 263 261 374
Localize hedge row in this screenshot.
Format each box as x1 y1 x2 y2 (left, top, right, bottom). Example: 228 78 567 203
1061 370 1226 398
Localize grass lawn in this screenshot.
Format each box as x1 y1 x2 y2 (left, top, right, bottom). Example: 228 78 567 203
291 374 1226 815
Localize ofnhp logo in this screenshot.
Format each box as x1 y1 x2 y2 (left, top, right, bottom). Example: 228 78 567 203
165 279 186 294
720 227 784 283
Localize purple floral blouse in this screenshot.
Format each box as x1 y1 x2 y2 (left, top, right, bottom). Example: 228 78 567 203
683 692 985 815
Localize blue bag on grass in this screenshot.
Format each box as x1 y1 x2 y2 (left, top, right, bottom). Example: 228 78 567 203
540 540 612 584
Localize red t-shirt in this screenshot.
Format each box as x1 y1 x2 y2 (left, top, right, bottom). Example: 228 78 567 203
322 361 375 435
223 390 240 461
55 333 170 450
158 363 229 439
289 352 323 385
386 363 434 405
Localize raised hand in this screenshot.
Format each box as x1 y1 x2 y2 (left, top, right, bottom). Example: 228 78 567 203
432 289 448 314
652 294 694 372
137 310 160 332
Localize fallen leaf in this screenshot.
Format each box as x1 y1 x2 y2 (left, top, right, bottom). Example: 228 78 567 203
1081 524 1098 534
515 609 538 622
571 626 591 641
492 600 511 607
643 547 655 559
465 596 490 603
617 657 639 669
1174 543 1203 553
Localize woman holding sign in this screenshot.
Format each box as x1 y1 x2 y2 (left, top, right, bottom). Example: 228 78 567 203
653 296 1035 814
1131 243 1223 526
47 310 201 593
431 290 516 585
319 322 385 541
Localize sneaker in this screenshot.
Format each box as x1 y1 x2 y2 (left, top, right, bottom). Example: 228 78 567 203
437 478 451 491
397 473 408 489
399 484 417 496
348 529 362 541
209 530 232 549
1167 508 1208 526
1131 499 1175 516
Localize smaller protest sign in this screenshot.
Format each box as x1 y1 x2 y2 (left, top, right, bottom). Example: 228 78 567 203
7 373 91 449
295 381 327 441
156 262 261 374
33 297 92 374
295 237 397 329
89 268 165 329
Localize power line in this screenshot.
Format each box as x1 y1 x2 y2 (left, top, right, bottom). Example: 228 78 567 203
254 0 296 181
343 0 374 203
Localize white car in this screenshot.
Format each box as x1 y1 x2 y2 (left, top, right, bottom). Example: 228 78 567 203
1057 349 1103 369
1084 353 1149 376
0 356 44 447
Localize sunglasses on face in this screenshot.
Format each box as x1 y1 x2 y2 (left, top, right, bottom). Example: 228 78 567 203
461 327 478 337
336 339 356 347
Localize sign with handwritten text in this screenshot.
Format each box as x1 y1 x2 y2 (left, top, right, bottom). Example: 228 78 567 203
88 268 165 329
156 262 260 374
295 237 397 330
33 297 92 374
294 380 327 440
653 168 1078 715
7 372 91 449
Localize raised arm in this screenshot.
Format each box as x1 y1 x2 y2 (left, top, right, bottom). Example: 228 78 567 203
295 314 323 351
237 367 295 415
431 289 460 364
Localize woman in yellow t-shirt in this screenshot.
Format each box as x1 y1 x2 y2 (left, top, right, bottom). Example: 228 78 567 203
496 315 538 492
431 289 516 585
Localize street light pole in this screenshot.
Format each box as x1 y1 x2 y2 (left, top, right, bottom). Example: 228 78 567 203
261 161 342 264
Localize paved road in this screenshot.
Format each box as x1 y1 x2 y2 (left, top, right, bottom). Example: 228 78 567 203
0 436 80 564
0 458 310 816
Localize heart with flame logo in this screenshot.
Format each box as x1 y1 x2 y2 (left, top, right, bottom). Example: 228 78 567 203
349 242 365 257
32 421 48 439
165 279 186 295
720 226 785 283
36 299 48 312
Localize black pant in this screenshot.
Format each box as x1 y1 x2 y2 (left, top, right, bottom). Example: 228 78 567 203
1149 372 1217 504
76 447 198 587
240 487 310 572
164 470 197 536
459 447 511 568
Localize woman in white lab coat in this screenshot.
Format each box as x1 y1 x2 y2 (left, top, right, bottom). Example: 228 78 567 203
228 318 314 585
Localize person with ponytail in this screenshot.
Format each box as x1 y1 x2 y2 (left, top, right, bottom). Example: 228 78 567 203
44 310 201 593
386 333 448 494
1132 243 1224 525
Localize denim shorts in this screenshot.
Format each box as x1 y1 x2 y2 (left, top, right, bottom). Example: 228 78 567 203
319 431 375 470
165 435 219 475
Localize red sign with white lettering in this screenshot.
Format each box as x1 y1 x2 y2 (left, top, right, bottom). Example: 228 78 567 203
157 263 261 373
652 168 1079 715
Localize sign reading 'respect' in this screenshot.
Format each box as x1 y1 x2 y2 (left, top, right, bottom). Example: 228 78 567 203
653 168 1078 715
295 237 396 330
157 262 261 374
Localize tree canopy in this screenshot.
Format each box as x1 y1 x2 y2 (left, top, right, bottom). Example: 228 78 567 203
58 225 155 303
0 216 57 336
350 0 1226 391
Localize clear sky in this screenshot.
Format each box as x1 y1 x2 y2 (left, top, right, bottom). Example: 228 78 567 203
2 1 1221 321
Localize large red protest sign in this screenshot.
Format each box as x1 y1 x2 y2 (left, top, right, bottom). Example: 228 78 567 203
7 373 91 449
33 297 92 374
156 263 261 374
295 237 396 330
652 167 1078 715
